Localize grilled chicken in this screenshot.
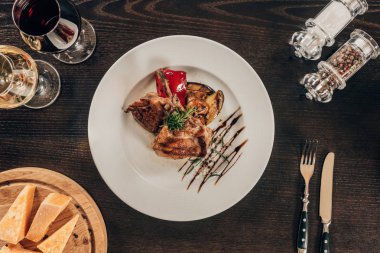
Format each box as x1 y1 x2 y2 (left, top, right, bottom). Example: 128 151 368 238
124 92 182 133
153 117 212 159
125 90 214 159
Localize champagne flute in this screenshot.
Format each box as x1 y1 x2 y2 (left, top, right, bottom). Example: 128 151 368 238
0 45 60 109
12 0 96 64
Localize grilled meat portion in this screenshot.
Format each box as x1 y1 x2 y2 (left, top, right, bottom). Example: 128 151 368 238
125 89 215 159
124 92 182 133
153 117 212 159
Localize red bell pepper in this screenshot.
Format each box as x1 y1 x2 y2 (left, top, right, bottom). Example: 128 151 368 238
155 69 187 106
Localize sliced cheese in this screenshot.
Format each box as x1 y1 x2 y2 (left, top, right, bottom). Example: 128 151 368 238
0 246 11 253
37 214 79 253
0 244 39 253
0 184 36 244
0 245 11 253
26 193 72 242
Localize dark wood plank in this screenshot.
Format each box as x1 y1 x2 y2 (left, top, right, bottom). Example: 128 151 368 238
0 0 379 252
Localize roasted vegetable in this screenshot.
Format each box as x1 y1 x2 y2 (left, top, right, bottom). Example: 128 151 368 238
205 90 224 125
187 82 214 95
155 69 187 106
186 82 224 125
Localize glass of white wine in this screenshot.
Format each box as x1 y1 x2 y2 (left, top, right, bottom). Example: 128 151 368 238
0 45 60 109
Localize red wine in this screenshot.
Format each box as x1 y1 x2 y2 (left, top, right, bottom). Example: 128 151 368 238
13 0 60 36
13 0 81 53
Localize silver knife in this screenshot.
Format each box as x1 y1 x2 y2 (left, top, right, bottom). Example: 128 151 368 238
319 152 335 253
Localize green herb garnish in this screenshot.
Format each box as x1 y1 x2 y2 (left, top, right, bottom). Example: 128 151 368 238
211 148 229 161
166 107 196 131
209 173 221 178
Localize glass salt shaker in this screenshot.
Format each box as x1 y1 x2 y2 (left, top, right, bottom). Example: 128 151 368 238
290 0 368 60
301 29 379 103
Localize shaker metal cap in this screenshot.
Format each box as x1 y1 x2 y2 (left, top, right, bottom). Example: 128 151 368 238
351 29 380 59
340 0 368 15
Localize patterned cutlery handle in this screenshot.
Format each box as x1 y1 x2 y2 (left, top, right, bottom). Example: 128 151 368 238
297 191 309 253
297 211 308 252
320 223 331 253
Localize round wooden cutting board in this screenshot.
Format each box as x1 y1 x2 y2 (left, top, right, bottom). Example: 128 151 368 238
0 167 107 253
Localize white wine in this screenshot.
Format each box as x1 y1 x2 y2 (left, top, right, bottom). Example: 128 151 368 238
0 46 38 109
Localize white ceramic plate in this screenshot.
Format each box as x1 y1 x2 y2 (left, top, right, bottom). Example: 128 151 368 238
88 35 274 221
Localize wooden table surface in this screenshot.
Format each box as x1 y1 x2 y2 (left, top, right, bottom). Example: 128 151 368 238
0 1 379 252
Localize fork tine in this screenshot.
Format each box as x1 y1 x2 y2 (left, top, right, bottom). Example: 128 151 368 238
305 140 313 164
308 140 315 165
311 139 318 165
301 140 308 164
307 140 316 165
306 139 312 164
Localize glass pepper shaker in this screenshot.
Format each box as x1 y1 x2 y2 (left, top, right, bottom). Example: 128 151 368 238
301 29 379 103
290 0 368 60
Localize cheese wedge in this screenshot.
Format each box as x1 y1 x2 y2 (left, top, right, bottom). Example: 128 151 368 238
37 214 79 253
0 246 9 253
0 184 36 244
26 193 72 242
0 244 39 253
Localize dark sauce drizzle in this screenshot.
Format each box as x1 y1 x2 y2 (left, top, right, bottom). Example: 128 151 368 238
179 107 248 192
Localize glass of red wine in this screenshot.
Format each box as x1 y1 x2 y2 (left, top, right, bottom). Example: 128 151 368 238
12 0 96 64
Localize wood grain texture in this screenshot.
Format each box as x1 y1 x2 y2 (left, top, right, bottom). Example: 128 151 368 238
0 0 379 252
0 168 107 253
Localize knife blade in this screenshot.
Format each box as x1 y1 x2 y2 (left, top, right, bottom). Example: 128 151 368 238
319 152 335 253
320 152 334 223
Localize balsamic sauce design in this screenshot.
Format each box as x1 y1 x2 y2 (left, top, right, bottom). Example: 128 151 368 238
179 107 248 192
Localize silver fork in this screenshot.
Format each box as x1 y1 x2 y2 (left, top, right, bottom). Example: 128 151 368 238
297 140 318 253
